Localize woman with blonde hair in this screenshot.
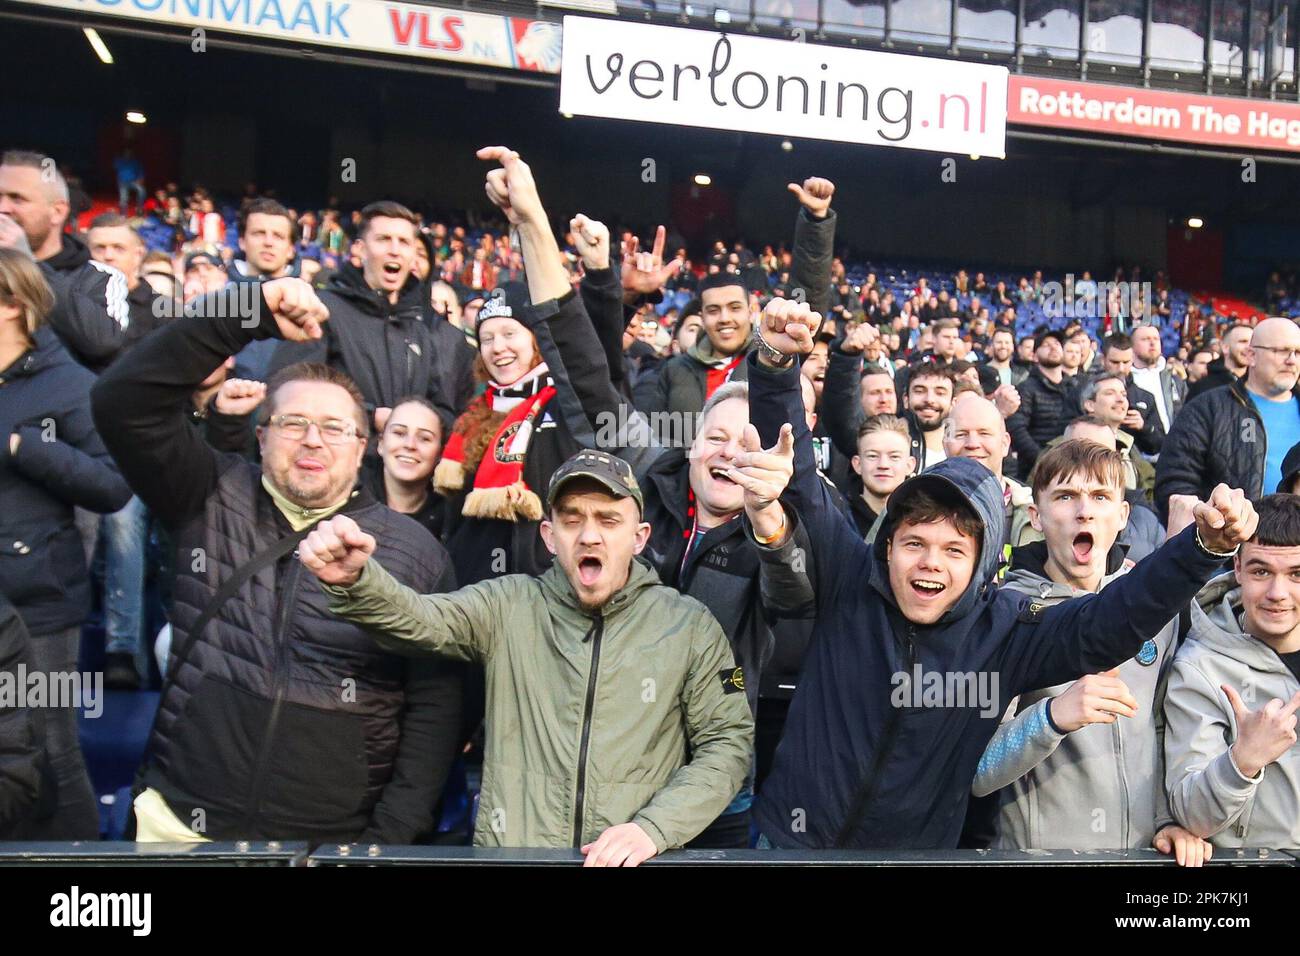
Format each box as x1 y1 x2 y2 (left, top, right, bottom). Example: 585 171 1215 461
0 247 131 838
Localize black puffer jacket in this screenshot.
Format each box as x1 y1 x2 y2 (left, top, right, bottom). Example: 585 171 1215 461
269 263 456 428
0 326 131 635
92 292 463 844
1154 377 1290 524
1006 366 1075 477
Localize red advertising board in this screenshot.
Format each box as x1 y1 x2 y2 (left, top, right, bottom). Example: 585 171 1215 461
1008 75 1300 153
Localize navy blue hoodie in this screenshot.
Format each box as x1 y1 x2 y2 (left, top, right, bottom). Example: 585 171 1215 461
746 353 1229 849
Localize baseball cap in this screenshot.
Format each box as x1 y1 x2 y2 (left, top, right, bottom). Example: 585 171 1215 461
547 449 644 517
184 250 224 273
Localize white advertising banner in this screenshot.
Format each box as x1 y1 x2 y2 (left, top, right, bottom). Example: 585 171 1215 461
560 16 1008 157
7 0 564 72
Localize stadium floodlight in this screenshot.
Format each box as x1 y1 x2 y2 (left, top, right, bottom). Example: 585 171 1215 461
780 140 794 152
83 28 113 65
694 174 712 186
1187 217 1204 229
537 0 618 13
126 111 147 125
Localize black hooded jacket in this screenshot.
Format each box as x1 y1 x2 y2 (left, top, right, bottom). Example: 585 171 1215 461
746 352 1231 850
39 233 133 373
268 263 456 427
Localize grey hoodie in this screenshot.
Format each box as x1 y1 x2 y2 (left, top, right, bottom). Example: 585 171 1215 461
973 548 1177 850
1164 572 1300 849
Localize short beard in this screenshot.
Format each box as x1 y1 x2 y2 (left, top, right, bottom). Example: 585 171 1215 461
916 414 945 433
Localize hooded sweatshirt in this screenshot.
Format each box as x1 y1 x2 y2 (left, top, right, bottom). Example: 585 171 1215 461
1163 572 1300 849
974 541 1178 850
745 352 1232 849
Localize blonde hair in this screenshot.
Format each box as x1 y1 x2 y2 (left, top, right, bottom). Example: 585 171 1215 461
0 248 54 341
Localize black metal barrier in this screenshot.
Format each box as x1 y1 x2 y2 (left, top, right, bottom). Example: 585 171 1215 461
0 841 308 866
0 843 1293 867
305 846 1300 867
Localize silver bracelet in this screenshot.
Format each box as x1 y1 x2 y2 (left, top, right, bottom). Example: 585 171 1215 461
1195 528 1239 559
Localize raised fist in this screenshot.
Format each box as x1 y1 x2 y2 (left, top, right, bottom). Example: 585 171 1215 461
1192 484 1258 554
214 378 267 417
477 146 546 227
299 514 377 588
261 277 329 342
570 213 610 271
757 298 818 360
787 177 835 219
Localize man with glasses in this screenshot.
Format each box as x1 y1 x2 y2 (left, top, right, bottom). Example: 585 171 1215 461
1157 318 1300 523
91 277 463 844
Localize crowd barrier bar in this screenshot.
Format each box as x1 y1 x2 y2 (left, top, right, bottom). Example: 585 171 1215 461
304 846 1299 867
1 843 1292 867
0 841 309 866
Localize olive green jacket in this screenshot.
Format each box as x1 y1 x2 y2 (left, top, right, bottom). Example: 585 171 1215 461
323 557 753 852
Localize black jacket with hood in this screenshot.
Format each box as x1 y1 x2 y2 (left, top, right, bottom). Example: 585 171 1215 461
39 233 133 373
268 263 456 427
0 326 131 635
746 352 1231 850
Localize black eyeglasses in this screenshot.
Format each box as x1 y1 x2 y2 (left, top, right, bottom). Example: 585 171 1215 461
1254 346 1300 360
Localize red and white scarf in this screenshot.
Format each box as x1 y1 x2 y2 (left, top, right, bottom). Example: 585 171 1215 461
434 363 555 521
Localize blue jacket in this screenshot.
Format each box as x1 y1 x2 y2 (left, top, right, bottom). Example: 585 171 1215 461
746 352 1228 849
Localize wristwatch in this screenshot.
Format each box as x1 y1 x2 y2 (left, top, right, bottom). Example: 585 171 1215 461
754 329 796 368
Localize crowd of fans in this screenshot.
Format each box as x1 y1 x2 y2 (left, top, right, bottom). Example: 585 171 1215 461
0 144 1297 867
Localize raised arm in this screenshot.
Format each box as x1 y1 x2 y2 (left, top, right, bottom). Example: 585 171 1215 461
304 514 500 663
92 279 326 527
1002 488 1257 695
823 324 878 458
745 302 868 598
787 178 837 320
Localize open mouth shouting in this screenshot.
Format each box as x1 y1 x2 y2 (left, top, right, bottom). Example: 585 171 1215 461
380 261 404 283
909 578 947 599
709 466 738 487
576 554 605 588
1071 531 1094 564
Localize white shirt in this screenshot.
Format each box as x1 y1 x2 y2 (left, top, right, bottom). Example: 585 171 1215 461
1131 358 1171 432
